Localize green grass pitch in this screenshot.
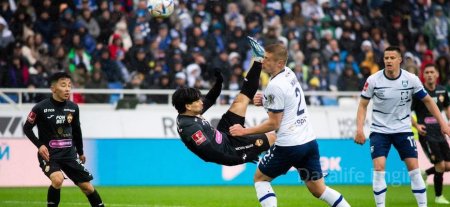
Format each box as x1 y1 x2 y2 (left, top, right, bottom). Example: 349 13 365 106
0 185 448 206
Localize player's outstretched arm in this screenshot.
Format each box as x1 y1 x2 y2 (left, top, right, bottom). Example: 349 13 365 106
422 95 450 136
354 98 369 145
229 111 282 136
202 69 223 114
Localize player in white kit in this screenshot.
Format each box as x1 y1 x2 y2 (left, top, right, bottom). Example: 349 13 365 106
354 46 450 207
230 43 350 207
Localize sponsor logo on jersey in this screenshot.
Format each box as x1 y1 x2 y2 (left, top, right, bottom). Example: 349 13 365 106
49 139 72 148
44 109 55 113
191 130 206 145
64 109 75 112
67 113 73 124
47 115 54 119
27 112 36 124
215 130 222 144
56 115 66 124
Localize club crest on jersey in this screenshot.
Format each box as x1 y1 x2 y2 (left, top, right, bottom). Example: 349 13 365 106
255 139 264 147
191 130 206 145
67 113 73 124
402 80 408 88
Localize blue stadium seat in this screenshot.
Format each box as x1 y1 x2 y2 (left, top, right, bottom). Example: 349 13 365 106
0 93 19 103
108 82 123 104
322 97 338 106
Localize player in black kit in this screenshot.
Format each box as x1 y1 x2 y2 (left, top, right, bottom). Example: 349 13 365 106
411 64 450 204
23 72 104 207
172 37 275 166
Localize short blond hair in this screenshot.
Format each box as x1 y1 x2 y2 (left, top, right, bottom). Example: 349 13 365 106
265 43 288 64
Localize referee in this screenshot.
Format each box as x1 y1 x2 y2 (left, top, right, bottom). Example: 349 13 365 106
412 64 450 204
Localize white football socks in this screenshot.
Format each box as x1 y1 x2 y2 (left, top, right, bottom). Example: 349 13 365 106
319 186 351 207
373 171 387 207
255 181 277 207
409 168 427 207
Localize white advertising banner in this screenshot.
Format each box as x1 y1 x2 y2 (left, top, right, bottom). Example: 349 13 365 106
0 105 370 139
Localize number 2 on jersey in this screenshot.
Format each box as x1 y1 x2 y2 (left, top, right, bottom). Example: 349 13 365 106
295 87 305 116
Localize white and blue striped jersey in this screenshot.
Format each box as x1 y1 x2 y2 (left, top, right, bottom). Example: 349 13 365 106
263 67 316 146
361 69 427 134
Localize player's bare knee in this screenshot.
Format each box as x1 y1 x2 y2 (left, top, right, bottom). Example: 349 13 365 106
78 182 95 195
254 170 272 182
306 179 326 198
373 157 386 171
435 162 445 172
49 172 64 188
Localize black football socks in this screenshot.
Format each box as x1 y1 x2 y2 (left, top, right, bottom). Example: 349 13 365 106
241 61 262 99
47 185 60 207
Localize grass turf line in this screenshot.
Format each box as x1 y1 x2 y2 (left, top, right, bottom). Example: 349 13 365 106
0 185 448 207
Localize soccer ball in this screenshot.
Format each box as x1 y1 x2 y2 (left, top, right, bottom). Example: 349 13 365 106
147 0 174 18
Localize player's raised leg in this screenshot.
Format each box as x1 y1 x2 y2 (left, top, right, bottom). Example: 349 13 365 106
228 36 265 117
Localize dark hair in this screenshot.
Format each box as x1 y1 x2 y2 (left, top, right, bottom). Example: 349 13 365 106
172 87 202 113
384 46 402 55
424 63 437 71
49 72 72 86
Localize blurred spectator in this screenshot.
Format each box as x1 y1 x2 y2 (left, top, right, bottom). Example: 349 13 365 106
99 48 123 83
21 34 38 65
72 63 89 88
419 49 434 81
46 46 68 74
327 53 344 91
435 56 450 84
33 10 54 43
423 5 450 49
95 8 114 45
0 16 14 50
124 72 148 103
108 33 125 60
173 71 187 89
360 50 379 74
84 70 109 103
302 0 325 21
127 47 152 75
149 74 171 103
224 3 245 30
68 44 91 73
337 65 361 91
4 56 29 87
77 9 100 39
1 0 450 103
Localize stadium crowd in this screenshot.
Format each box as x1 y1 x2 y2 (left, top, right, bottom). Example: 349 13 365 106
0 0 449 104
